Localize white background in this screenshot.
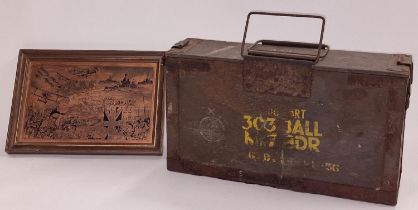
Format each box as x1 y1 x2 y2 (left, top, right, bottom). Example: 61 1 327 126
1 0 417 209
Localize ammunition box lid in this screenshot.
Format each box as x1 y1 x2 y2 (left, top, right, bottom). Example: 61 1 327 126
167 38 412 79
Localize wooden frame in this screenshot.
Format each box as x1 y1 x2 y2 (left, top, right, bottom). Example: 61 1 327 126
6 50 164 155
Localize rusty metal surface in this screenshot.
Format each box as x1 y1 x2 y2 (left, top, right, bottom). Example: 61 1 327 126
243 56 313 97
165 38 412 205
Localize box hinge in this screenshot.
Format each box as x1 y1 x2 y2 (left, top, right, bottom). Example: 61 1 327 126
172 39 190 49
397 54 413 109
161 54 166 66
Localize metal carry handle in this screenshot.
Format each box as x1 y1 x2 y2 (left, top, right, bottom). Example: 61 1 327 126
241 11 327 63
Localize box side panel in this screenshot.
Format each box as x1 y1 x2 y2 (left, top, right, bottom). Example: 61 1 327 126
165 57 180 161
165 54 409 205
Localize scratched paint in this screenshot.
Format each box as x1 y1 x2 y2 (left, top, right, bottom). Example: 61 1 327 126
242 108 340 173
286 109 322 152
242 109 323 152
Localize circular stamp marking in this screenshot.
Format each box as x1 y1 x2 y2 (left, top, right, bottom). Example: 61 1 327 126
199 115 225 143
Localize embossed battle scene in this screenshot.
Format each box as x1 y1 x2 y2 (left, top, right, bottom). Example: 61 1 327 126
19 61 158 144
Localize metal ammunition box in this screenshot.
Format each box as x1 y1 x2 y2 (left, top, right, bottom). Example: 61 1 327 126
165 12 413 205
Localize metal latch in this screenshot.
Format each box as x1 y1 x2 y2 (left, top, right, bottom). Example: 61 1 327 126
241 11 329 63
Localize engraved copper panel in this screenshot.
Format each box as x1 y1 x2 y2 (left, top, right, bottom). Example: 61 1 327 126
6 50 164 155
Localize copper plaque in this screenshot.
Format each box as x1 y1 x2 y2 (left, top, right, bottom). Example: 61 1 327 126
6 50 163 155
